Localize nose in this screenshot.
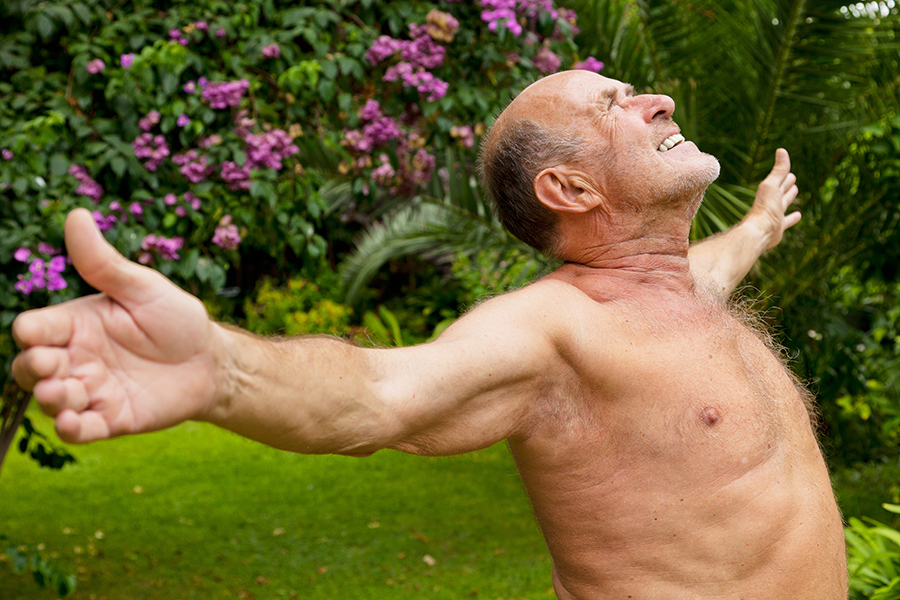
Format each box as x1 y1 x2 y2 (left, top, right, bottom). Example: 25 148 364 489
625 94 675 122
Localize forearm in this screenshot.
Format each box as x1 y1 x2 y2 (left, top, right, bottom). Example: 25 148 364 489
689 218 770 297
201 324 395 455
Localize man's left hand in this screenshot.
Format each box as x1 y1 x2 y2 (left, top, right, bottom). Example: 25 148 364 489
745 148 801 250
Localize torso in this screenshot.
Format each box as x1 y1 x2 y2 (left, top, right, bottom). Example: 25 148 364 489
509 269 847 599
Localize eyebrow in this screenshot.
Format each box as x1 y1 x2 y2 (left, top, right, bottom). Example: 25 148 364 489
597 84 636 106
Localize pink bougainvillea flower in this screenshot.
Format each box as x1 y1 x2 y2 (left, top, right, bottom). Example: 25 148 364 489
2 149 13 160
573 56 604 73
14 278 33 295
215 27 226 38
120 53 136 68
14 248 31 262
194 21 209 31
86 59 105 74
261 43 281 58
38 242 59 255
177 114 191 127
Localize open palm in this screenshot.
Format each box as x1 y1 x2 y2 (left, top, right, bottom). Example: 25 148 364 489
12 209 222 443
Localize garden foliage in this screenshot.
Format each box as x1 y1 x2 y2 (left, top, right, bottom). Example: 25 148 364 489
0 0 601 464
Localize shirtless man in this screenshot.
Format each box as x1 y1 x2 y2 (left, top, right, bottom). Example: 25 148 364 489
11 71 847 599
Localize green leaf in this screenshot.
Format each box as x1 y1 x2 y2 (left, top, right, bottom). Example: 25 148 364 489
161 72 178 96
49 154 69 177
35 14 54 40
110 156 126 177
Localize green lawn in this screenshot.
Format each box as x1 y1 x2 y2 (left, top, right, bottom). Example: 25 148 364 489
5 409 899 600
0 409 551 600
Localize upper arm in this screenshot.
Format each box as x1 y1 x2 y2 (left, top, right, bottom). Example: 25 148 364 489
368 288 566 456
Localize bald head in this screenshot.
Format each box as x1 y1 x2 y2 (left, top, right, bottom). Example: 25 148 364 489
479 72 606 255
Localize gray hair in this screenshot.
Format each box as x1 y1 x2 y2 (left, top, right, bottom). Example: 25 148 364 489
478 118 584 256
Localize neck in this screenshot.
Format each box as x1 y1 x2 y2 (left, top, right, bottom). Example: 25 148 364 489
555 209 696 296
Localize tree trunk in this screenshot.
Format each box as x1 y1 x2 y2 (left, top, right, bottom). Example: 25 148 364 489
0 380 31 477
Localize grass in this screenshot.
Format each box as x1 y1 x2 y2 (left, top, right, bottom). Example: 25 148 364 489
5 408 899 600
0 409 551 600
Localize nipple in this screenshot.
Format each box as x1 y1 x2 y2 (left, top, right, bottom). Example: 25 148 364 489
701 407 720 426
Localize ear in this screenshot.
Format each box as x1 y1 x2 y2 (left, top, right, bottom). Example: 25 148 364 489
534 166 603 214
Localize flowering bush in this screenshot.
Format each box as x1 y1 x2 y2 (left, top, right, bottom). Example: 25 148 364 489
0 0 600 335
0 1 599 457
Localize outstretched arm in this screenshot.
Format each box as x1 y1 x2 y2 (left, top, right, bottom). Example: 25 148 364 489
12 209 557 455
689 148 801 297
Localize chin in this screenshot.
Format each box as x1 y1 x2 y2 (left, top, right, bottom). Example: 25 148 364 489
673 152 720 196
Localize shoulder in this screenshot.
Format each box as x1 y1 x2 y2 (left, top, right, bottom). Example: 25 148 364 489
435 274 612 363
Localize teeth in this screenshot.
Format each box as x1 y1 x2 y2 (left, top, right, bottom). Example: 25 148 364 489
658 133 685 152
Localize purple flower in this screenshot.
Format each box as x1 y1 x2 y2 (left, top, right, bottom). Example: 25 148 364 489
141 234 183 260
199 134 222 148
533 46 561 74
371 156 396 185
29 258 45 277
215 27 226 38
261 43 281 58
175 206 186 217
195 21 209 31
1 149 13 160
573 56 604 73
175 152 213 183
164 193 177 206
139 110 161 131
169 28 182 39
481 8 522 36
38 242 59 255
120 53 136 69
177 114 191 127
86 59 106 74
243 129 300 171
14 248 31 262
69 163 103 202
132 133 169 171
201 79 250 110
366 36 404 65
47 275 68 291
130 202 143 215
14 279 33 295
48 255 66 273
185 192 201 210
92 210 118 231
450 125 475 148
184 81 197 94
212 216 241 250
359 99 382 123
221 161 251 191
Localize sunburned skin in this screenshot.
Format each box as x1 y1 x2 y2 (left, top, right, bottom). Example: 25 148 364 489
506 270 847 600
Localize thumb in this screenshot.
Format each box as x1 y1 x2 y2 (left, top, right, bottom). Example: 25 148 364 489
771 148 791 175
65 208 165 306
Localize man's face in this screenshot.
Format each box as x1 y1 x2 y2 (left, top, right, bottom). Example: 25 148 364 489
519 72 721 212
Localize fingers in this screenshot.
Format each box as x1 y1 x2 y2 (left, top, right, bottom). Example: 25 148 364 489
784 211 802 230
65 208 167 307
771 148 791 176
12 347 70 390
784 183 799 208
56 409 112 444
12 304 75 350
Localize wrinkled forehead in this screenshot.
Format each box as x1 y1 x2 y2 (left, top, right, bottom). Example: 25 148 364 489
501 71 628 129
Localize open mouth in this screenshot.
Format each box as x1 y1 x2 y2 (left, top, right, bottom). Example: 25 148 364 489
657 133 685 152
